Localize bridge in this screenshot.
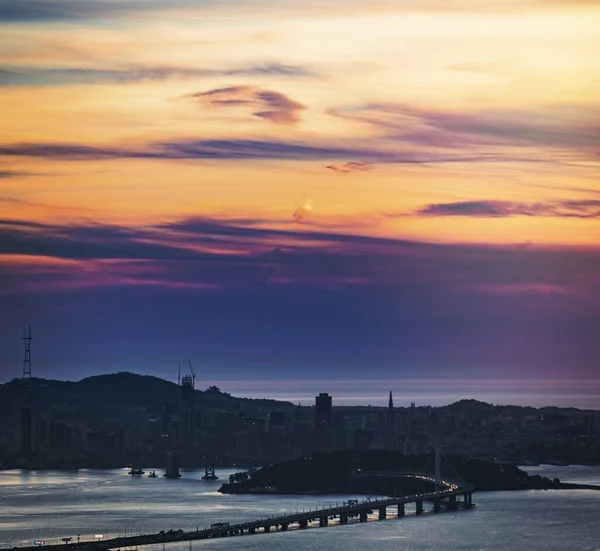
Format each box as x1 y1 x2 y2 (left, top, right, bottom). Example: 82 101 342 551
16 444 474 550
17 476 473 551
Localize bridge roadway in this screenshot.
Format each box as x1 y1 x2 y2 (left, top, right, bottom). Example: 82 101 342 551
18 473 474 551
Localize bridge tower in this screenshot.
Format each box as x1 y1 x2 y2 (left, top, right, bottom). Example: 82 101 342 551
434 433 441 482
180 361 196 450
202 460 218 480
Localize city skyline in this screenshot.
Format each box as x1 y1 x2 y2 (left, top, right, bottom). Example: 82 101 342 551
1 0 599 406
2 367 600 410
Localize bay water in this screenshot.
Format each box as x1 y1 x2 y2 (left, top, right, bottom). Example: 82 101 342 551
1 465 599 550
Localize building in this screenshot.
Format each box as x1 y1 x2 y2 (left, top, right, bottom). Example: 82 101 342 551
315 393 332 424
387 391 395 450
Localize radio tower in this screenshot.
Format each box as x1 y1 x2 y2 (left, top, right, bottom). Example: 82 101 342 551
22 325 32 379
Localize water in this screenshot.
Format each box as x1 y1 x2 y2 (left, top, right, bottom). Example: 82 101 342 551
1 466 599 550
522 464 600 486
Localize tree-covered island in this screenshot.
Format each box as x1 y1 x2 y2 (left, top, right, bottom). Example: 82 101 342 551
219 451 600 495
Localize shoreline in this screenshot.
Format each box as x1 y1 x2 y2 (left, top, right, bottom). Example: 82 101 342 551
218 481 600 496
2 460 599 472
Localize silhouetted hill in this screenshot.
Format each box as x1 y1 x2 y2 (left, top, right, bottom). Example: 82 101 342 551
441 399 541 415
0 372 293 412
219 450 600 495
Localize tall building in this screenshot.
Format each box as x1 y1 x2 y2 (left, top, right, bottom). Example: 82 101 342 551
315 393 332 424
314 393 333 453
387 391 395 450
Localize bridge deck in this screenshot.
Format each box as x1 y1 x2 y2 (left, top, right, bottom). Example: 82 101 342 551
16 474 473 551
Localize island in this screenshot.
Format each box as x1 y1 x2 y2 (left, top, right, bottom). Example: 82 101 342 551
219 450 600 495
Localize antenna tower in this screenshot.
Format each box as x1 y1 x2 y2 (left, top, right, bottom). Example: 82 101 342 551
22 325 32 379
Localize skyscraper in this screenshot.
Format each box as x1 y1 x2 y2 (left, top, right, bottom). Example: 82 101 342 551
315 393 332 424
314 393 333 453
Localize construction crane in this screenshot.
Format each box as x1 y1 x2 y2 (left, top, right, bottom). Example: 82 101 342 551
181 361 195 397
187 360 196 389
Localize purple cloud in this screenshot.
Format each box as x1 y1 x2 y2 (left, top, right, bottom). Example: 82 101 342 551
188 85 306 125
2 214 599 378
2 0 597 24
413 199 600 219
2 215 600 301
0 139 363 161
332 103 600 159
0 63 315 87
326 161 373 173
2 138 542 166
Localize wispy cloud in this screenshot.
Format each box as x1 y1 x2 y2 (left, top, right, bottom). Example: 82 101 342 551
0 0 216 23
225 63 314 77
187 85 306 125
2 215 599 299
326 161 373 173
1 138 573 166
0 139 361 161
1 0 595 23
332 103 600 160
0 169 29 178
0 63 315 87
412 199 600 219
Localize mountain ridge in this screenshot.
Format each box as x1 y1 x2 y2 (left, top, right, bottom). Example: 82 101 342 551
0 371 294 411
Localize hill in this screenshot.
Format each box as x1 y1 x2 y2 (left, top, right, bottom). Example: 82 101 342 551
0 372 293 412
219 450 600 495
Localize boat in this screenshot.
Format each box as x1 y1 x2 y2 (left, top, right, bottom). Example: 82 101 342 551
148 471 158 478
129 468 145 475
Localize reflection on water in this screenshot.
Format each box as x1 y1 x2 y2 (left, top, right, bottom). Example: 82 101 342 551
1 466 599 550
522 464 600 486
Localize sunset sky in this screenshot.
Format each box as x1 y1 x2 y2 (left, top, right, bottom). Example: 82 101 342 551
0 0 599 407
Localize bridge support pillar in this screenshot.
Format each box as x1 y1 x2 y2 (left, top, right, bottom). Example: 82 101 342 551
433 499 441 513
359 511 368 522
378 506 386 520
416 500 423 515
448 495 457 510
397 503 405 517
319 517 328 527
340 513 348 524
249 527 256 534
463 492 472 508
299 519 308 529
281 523 288 531
264 525 271 532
